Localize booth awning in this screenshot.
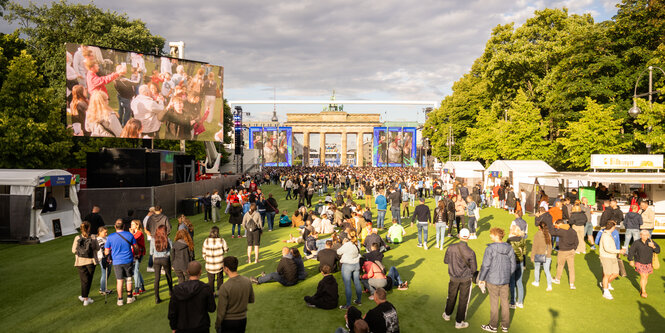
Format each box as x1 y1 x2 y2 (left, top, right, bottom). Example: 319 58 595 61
539 171 665 185
0 169 77 187
485 160 557 177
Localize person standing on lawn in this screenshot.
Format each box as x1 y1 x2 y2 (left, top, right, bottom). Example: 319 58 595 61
337 235 363 310
579 197 596 250
151 225 173 304
442 228 477 329
173 229 195 284
550 219 579 289
72 221 99 306
242 203 263 263
375 190 388 231
129 220 146 296
639 201 656 236
628 229 661 298
304 264 339 309
96 226 113 295
84 205 104 236
388 185 402 227
265 193 279 231
105 219 137 306
168 261 216 333
530 221 553 291
211 190 222 223
568 205 588 254
507 225 527 309
478 227 515 333
412 197 431 250
202 226 229 294
623 204 643 250
433 200 448 250
598 221 625 300
216 256 255 333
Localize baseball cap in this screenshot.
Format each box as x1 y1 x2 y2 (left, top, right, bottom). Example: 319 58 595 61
459 228 470 239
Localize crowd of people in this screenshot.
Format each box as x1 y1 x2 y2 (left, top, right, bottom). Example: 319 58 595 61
66 44 225 141
71 166 661 332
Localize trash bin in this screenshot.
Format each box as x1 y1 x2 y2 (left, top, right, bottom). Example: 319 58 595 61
181 198 198 216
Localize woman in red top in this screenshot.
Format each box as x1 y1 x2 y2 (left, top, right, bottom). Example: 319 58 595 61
130 219 146 295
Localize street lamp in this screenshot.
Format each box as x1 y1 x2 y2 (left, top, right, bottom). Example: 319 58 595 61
630 65 665 153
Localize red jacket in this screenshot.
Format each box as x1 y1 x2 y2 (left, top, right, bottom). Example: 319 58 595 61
86 70 120 95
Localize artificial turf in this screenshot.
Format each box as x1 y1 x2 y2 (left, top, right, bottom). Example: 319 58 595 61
1 184 664 332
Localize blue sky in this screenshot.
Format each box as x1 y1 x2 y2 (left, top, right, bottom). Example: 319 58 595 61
1 0 620 126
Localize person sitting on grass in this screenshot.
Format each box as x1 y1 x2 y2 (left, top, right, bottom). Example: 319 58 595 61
279 210 292 227
363 288 400 333
304 264 339 310
334 306 364 333
360 259 387 301
363 243 384 264
291 248 307 281
251 247 299 286
305 231 320 259
317 240 340 272
292 210 304 228
364 228 389 252
386 219 406 244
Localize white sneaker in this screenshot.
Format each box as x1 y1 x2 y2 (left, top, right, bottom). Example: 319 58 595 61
126 296 136 304
509 304 517 309
442 312 451 321
531 281 539 287
424 244 428 250
570 284 576 290
83 298 94 306
117 299 124 306
417 244 423 248
146 267 155 273
78 296 85 302
603 291 613 300
546 286 552 291
608 283 614 291
455 321 469 329
551 279 561 284
516 303 523 309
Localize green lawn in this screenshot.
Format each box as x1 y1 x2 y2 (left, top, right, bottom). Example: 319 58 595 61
1 184 664 332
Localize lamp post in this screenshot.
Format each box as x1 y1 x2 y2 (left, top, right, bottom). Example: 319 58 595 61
445 125 455 162
629 65 665 154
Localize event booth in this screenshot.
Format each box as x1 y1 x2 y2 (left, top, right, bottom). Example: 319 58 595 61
0 169 80 242
441 161 485 192
484 160 558 212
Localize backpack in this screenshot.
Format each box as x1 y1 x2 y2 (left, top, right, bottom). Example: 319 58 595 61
246 215 260 232
76 237 95 259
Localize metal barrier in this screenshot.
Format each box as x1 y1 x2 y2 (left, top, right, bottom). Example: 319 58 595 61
78 176 240 224
0 194 32 241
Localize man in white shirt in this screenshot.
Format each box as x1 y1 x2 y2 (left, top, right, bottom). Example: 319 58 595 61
131 85 164 138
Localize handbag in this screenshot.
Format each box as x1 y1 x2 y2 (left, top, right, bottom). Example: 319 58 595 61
534 254 547 263
653 252 660 270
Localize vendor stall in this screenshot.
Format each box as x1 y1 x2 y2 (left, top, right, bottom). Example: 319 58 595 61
485 160 559 212
0 169 81 242
441 161 485 192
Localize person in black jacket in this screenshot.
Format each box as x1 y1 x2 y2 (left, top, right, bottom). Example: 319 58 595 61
168 261 216 333
550 220 579 289
304 264 339 309
412 197 431 250
201 192 212 222
442 228 476 329
317 240 339 272
85 206 105 235
628 230 661 298
253 247 298 286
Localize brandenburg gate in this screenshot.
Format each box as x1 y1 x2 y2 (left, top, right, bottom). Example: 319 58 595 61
284 111 382 166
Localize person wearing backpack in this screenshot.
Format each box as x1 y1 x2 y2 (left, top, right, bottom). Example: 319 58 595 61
242 203 263 264
104 219 137 306
72 221 100 306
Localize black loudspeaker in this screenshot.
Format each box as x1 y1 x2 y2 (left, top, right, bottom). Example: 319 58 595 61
175 155 195 183
87 148 178 188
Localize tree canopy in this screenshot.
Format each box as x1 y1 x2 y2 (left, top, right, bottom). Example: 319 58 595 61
426 0 665 170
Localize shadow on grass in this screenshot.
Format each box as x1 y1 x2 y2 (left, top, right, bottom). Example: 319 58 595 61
584 252 602 288
476 217 492 237
549 308 559 333
638 301 664 333
399 258 425 282
466 288 488 319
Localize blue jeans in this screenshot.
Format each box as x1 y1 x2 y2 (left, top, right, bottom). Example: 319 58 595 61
231 224 242 236
266 212 276 230
417 222 428 246
467 216 477 234
534 257 552 288
117 96 132 126
99 264 111 291
509 260 524 304
341 263 362 306
434 195 441 204
435 222 447 247
623 229 640 249
377 210 386 229
133 256 144 292
259 211 266 228
390 206 401 225
387 266 403 286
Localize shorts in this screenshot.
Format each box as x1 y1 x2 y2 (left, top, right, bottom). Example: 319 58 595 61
113 262 134 280
584 223 594 236
247 230 261 246
600 257 619 275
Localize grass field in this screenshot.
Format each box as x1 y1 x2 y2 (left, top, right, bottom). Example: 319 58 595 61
1 184 664 332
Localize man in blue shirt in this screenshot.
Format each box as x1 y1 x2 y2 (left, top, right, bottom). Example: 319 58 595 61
375 189 388 231
105 219 137 306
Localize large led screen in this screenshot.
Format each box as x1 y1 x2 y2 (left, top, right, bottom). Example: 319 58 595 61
248 126 292 166
373 127 417 167
65 43 224 142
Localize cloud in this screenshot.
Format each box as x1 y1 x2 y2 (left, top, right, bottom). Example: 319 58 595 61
1 0 617 105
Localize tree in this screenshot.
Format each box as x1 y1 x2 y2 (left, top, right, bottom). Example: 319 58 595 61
557 98 630 170
633 99 665 154
499 91 553 161
0 50 72 168
462 105 501 165
0 0 8 16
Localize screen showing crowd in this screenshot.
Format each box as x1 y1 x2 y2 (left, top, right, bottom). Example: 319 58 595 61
373 127 417 167
249 127 293 166
65 43 225 142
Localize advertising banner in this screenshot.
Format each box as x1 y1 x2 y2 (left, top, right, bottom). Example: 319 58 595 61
65 43 224 142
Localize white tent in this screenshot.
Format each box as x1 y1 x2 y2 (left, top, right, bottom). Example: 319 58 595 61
0 169 81 242
442 161 485 179
485 160 559 192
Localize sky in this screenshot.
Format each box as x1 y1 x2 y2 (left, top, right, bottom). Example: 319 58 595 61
1 0 620 127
